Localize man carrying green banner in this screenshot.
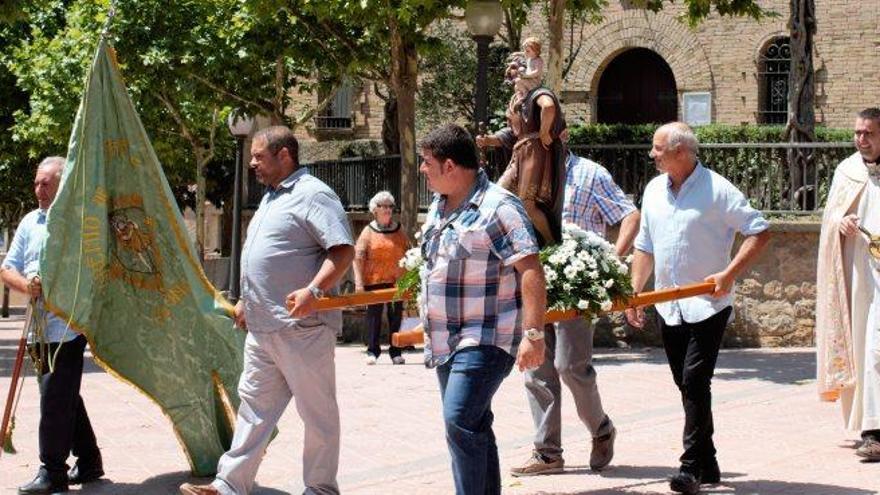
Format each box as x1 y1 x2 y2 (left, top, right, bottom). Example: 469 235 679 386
2 157 104 494
38 41 246 477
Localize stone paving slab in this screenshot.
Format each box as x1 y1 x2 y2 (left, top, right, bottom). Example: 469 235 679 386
0 317 877 494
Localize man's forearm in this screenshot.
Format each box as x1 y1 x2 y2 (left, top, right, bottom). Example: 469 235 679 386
630 249 654 293
0 267 29 294
614 210 641 256
725 230 770 279
310 244 355 292
515 254 546 330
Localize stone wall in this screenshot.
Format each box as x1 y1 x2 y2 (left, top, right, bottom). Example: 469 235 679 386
522 0 879 128
594 220 821 348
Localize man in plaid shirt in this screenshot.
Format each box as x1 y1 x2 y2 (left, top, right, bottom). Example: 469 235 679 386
418 124 547 495
512 151 640 477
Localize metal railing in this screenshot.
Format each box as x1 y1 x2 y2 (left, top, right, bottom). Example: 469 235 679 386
570 142 854 211
245 142 854 213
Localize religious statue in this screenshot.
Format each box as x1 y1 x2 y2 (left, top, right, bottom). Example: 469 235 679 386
478 37 565 247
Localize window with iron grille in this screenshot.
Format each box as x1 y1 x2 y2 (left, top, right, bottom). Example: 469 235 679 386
315 80 353 130
757 37 791 124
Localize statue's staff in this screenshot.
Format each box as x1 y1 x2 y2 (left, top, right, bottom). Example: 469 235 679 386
290 281 716 347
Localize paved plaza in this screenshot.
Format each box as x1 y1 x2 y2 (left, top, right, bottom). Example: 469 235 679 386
0 316 878 494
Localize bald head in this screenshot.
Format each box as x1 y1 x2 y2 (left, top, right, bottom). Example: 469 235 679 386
650 122 698 180
34 156 64 210
656 122 698 158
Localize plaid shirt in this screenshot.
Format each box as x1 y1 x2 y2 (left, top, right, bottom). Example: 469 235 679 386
563 152 636 236
419 170 539 368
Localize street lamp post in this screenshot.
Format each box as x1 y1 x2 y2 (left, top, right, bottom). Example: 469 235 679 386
227 112 254 303
465 0 504 131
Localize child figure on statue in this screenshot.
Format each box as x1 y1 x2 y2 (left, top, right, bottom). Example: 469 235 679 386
506 37 544 107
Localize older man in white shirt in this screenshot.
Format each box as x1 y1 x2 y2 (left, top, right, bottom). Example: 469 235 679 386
626 122 770 495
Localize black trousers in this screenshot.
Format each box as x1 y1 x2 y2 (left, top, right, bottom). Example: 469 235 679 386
29 335 100 475
660 306 731 475
364 283 403 358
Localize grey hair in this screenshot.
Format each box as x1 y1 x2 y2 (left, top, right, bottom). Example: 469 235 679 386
368 190 395 213
37 156 65 178
658 122 698 159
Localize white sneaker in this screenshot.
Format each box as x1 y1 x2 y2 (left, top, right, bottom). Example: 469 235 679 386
392 356 406 365
365 355 377 365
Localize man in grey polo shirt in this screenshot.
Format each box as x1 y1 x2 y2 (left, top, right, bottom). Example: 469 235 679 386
181 126 354 495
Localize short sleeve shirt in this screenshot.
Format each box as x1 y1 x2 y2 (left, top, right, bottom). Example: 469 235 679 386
419 170 539 368
634 163 769 325
240 167 354 333
2 209 77 343
563 153 636 236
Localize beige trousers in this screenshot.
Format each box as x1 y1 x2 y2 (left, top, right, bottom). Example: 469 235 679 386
213 326 340 494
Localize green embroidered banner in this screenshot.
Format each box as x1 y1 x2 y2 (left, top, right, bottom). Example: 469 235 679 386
40 41 244 476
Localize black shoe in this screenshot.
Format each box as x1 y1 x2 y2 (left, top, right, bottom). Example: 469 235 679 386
700 459 720 484
68 463 104 485
68 451 104 484
669 471 701 495
18 468 68 494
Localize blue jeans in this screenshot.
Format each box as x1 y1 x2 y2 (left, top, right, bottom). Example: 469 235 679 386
436 345 515 495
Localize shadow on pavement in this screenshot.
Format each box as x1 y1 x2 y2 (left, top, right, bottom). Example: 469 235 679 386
592 348 815 385
557 479 875 495
71 472 291 494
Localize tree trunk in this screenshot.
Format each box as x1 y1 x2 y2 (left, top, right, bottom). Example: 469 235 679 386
503 6 522 53
195 152 208 262
545 0 566 94
390 17 419 241
382 95 400 155
785 0 816 210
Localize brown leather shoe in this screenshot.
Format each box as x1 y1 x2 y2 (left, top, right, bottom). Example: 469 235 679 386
510 451 564 477
179 482 220 495
590 425 617 470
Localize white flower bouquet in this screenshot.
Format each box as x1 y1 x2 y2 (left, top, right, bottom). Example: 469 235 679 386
396 223 633 316
540 223 633 315
396 247 424 304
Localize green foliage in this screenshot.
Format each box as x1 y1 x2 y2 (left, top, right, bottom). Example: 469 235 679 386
339 140 385 158
568 123 851 145
417 20 512 134
628 0 776 27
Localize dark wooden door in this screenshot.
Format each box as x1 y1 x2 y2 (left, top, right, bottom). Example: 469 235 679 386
597 48 677 124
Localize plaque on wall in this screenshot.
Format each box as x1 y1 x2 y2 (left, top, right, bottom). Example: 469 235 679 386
682 92 712 126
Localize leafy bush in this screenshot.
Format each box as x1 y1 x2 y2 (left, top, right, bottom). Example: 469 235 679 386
339 140 385 158
568 123 851 145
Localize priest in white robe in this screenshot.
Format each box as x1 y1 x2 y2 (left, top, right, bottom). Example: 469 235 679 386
816 107 880 461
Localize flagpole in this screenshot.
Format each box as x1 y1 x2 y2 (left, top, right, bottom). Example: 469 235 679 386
1 303 33 457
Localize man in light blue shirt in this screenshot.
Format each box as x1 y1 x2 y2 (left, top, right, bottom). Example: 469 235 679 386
2 157 104 494
181 126 354 495
626 123 769 495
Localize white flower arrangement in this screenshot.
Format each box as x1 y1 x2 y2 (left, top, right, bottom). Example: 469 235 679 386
396 223 633 316
539 223 633 315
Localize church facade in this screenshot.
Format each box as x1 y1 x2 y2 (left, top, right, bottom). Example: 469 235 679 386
291 0 878 144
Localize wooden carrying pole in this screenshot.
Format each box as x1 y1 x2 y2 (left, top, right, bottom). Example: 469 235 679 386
310 282 717 347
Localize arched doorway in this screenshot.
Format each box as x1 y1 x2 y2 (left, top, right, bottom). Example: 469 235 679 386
596 48 677 124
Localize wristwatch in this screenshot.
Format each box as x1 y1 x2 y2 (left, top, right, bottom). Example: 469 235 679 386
307 285 325 299
524 327 545 341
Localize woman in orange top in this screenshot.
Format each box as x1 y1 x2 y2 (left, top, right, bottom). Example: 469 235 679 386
353 191 410 365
